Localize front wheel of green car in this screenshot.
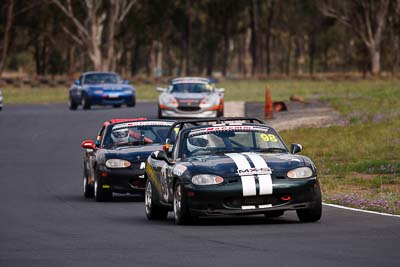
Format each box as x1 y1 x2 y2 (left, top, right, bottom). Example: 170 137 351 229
145 180 168 220
173 183 195 225
296 183 322 223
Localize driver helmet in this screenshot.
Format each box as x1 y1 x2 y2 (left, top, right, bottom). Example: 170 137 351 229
111 128 129 144
187 135 208 153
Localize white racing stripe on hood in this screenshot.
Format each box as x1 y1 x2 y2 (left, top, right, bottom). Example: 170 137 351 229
243 153 273 195
226 153 257 196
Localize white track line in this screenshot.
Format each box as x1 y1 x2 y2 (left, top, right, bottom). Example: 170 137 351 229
323 202 400 218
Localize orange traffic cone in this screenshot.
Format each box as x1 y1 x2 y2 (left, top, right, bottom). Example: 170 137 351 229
264 87 273 119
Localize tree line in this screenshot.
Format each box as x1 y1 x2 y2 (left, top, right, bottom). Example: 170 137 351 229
0 0 399 78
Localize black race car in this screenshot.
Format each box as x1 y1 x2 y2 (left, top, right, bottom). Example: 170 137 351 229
81 118 175 202
144 117 322 224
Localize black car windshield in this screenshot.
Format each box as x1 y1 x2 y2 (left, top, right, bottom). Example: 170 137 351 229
84 73 120 84
170 83 214 93
102 121 173 149
181 126 287 157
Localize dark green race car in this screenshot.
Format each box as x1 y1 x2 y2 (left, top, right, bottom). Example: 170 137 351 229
144 117 322 225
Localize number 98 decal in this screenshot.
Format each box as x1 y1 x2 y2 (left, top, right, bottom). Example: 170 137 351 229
260 133 278 142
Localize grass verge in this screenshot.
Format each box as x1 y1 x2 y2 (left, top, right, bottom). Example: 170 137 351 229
276 79 400 214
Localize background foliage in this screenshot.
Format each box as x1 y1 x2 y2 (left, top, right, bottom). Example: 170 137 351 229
1 0 399 78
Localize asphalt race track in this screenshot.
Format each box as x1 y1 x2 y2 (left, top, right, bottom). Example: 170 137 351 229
1 103 399 267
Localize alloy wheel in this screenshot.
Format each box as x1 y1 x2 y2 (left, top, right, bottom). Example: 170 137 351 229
145 181 152 215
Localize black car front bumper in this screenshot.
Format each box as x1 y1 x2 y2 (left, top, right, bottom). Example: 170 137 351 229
97 164 146 194
182 177 320 216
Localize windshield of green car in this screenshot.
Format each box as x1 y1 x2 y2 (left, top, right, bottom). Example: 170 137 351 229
170 83 214 93
181 125 288 157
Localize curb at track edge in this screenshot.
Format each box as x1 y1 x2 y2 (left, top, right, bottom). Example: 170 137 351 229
322 202 400 218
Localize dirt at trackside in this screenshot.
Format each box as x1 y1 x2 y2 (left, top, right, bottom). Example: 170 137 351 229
245 100 348 131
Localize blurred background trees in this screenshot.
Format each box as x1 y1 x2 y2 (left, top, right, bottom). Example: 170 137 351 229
0 0 399 78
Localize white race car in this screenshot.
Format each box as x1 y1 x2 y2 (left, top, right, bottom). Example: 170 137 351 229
156 77 224 118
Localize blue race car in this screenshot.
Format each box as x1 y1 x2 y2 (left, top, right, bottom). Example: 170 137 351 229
69 72 136 110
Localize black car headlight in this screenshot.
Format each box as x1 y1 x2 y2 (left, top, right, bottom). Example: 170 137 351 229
105 159 131 168
287 167 313 178
192 174 224 185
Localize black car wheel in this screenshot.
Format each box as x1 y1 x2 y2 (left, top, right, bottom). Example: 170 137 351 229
83 175 94 198
145 180 168 220
94 176 112 202
69 97 78 110
173 183 194 225
264 210 284 218
82 93 91 110
296 183 322 223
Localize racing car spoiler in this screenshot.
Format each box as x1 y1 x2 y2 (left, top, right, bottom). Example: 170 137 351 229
166 117 265 140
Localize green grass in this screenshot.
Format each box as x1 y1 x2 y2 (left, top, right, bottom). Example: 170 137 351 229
273 79 400 214
2 86 68 104
1 84 158 104
3 79 399 106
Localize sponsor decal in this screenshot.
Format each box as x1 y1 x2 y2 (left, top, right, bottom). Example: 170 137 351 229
113 121 173 130
259 133 278 142
172 79 208 84
243 153 273 195
237 167 271 176
102 184 110 189
173 165 187 176
179 99 198 103
161 164 169 201
258 204 272 208
241 204 272 210
140 162 146 169
241 205 256 210
189 126 252 137
108 93 119 98
188 125 272 137
206 126 252 132
226 152 274 197
226 153 256 196
145 161 161 192
275 155 301 162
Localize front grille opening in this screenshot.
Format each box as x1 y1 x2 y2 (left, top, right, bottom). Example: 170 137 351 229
224 195 290 208
178 106 201 112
